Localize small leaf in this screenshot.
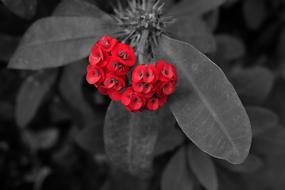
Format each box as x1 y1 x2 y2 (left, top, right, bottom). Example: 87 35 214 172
246 106 278 136
0 34 19 61
168 0 225 17
1 0 37 19
230 66 274 105
243 0 266 30
16 70 57 127
161 147 194 190
8 16 117 70
217 154 263 173
104 102 171 176
167 16 216 53
157 35 252 164
188 145 218 190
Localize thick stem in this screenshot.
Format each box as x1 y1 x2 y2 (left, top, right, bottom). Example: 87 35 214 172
137 0 154 64
137 29 149 64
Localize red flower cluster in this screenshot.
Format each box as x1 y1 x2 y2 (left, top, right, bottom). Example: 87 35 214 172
86 36 177 112
86 36 136 101
121 61 177 112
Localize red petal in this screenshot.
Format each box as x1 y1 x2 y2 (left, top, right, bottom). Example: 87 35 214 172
108 90 121 101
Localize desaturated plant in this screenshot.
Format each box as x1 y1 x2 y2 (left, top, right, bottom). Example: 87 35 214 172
7 0 255 189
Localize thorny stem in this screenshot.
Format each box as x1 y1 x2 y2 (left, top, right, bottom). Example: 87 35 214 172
137 0 153 64
137 29 149 64
114 0 172 63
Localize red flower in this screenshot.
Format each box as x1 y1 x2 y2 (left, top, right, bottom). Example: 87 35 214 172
107 57 130 76
156 60 177 82
86 36 177 112
86 65 105 84
89 46 110 68
132 64 158 83
113 43 136 67
103 73 125 91
132 82 155 96
97 36 118 53
121 88 145 112
156 80 176 96
158 95 168 107
146 97 160 111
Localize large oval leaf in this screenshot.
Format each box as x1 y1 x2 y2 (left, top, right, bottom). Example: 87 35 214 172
157 35 252 164
8 16 116 70
188 145 218 190
104 102 173 176
161 147 194 190
16 70 57 127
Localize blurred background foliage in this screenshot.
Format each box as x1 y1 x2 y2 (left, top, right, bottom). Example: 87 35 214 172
1 0 285 190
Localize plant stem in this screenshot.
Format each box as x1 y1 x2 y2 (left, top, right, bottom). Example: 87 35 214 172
137 29 149 64
137 0 154 64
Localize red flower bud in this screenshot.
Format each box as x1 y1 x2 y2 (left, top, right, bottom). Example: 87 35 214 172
113 43 136 67
86 65 105 84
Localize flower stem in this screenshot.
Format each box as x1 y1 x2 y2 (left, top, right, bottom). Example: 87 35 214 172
137 29 149 64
